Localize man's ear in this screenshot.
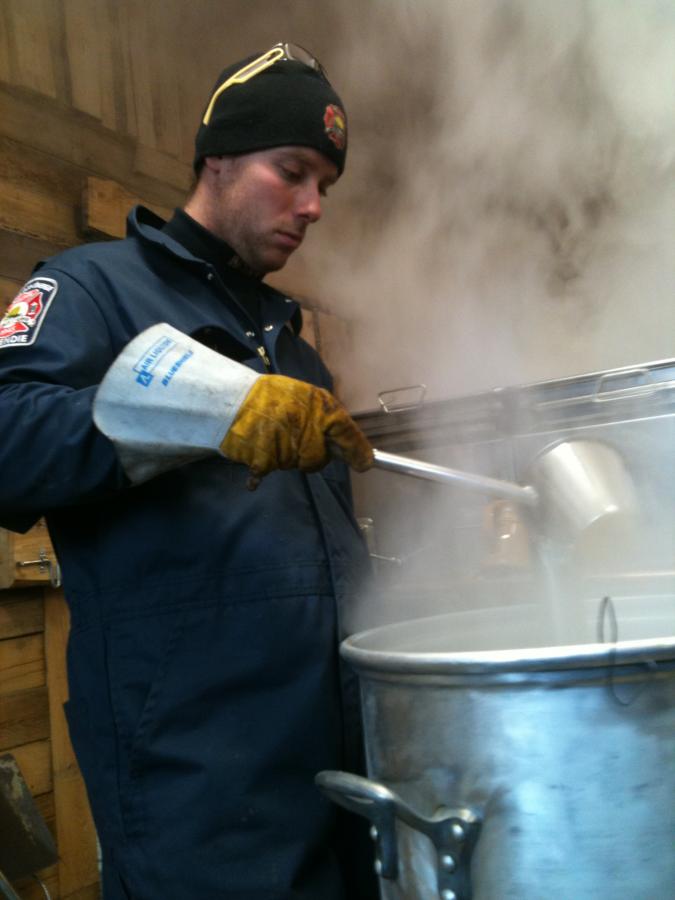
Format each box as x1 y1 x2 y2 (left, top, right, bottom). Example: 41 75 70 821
203 155 223 173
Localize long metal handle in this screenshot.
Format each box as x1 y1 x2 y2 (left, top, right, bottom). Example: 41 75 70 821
372 449 539 507
316 770 482 900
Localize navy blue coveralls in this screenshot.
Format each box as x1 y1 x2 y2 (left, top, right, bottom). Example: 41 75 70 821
0 207 374 899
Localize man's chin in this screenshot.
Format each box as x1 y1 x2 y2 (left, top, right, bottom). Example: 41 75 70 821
259 248 294 275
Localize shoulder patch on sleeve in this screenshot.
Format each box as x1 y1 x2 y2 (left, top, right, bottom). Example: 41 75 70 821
0 277 59 349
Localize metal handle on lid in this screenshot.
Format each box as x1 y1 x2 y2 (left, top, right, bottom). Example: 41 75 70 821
377 384 427 413
536 368 675 409
592 368 675 402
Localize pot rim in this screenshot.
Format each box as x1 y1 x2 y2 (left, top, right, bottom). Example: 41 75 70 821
342 625 675 675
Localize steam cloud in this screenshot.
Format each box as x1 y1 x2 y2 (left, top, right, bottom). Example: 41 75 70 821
296 0 675 412
290 0 675 643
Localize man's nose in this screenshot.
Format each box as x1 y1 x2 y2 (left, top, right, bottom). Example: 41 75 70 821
297 182 322 223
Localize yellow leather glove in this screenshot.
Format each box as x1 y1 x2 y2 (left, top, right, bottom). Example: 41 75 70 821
220 375 373 481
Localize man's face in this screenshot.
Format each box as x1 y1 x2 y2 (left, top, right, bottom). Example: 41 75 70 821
200 147 338 276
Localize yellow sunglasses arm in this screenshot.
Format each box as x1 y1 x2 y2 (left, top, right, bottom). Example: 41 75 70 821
202 47 285 125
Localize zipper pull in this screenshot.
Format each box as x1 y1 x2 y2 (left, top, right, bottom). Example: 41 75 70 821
256 345 271 369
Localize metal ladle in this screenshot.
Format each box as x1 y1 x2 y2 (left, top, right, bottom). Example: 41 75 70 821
372 439 639 543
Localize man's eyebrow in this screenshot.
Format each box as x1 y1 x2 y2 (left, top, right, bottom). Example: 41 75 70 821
274 148 338 186
276 149 307 162
277 148 326 166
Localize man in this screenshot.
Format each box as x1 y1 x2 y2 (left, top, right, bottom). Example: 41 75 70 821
0 44 376 899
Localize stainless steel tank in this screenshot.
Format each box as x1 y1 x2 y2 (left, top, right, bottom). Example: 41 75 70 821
318 606 675 899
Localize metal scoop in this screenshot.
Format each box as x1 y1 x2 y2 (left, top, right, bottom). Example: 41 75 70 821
372 439 639 543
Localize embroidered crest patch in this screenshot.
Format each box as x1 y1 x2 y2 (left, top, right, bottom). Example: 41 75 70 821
323 104 346 150
0 277 58 349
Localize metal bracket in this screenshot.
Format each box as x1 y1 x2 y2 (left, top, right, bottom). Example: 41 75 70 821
412 805 481 900
357 516 402 566
16 549 62 588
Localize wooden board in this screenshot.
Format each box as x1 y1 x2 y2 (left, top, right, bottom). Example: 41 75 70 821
44 589 99 897
112 0 138 138
8 739 52 797
146 0 183 158
0 590 44 641
3 0 58 98
0 136 82 246
0 521 60 590
0 85 189 204
63 0 108 124
0 686 50 750
34 789 55 828
0 633 45 695
0 182 77 247
0 228 68 283
133 144 192 194
82 175 172 240
0 0 11 84
60 0 123 134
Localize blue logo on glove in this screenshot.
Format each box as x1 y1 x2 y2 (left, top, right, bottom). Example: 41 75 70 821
133 335 175 387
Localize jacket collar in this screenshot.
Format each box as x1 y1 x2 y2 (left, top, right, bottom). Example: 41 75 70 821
127 206 303 335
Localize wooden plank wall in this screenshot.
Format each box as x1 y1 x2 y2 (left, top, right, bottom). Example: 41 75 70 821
0 585 101 898
0 4 195 897
0 0 193 162
0 0 193 313
44 589 99 899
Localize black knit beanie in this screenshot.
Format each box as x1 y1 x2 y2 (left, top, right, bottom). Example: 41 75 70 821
194 52 348 175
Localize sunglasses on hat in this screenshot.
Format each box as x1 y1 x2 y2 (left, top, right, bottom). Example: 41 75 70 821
202 42 330 126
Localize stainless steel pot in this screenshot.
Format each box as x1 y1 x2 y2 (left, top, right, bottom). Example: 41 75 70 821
317 607 675 899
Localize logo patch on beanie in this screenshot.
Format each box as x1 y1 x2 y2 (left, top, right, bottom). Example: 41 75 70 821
323 104 346 150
